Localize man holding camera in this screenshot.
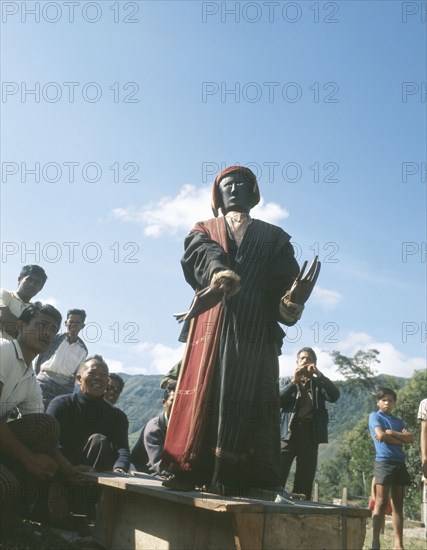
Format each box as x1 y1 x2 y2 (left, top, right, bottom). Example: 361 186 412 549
280 347 339 500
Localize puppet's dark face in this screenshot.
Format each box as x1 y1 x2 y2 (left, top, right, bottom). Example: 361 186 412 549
218 172 254 214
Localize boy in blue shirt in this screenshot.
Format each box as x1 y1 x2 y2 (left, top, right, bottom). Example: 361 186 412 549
368 388 414 550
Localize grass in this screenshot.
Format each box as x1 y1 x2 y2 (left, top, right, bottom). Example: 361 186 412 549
363 518 426 550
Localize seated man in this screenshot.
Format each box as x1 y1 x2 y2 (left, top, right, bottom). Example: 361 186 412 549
159 360 181 390
0 304 87 530
104 373 125 406
36 308 88 409
131 383 175 477
47 355 130 474
0 265 47 340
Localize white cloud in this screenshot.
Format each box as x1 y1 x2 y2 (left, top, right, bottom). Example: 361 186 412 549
312 287 342 310
112 185 212 237
130 342 185 375
252 200 289 225
279 332 425 381
111 185 289 237
338 331 377 352
104 358 126 373
338 332 425 378
38 295 60 308
110 331 423 382
369 342 425 378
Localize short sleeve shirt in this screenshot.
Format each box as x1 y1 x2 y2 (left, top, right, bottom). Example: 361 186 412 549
368 410 407 462
38 335 87 378
0 338 44 420
0 289 31 340
418 399 427 422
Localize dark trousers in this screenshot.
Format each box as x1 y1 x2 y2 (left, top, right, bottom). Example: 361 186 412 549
280 421 318 500
64 434 116 517
75 433 116 472
0 414 59 507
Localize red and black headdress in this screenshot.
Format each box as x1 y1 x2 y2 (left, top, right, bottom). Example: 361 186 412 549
211 165 260 217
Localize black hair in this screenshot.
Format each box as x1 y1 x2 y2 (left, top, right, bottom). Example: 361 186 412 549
77 354 109 375
163 382 176 401
376 388 397 402
18 265 47 285
297 347 317 362
18 303 62 329
67 309 87 323
108 373 125 392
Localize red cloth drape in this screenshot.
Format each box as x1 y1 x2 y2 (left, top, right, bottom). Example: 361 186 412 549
162 218 228 472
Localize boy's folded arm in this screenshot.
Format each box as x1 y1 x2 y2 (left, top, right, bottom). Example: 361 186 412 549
374 427 405 445
384 429 414 444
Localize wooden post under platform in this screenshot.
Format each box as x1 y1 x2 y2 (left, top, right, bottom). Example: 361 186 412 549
83 472 371 550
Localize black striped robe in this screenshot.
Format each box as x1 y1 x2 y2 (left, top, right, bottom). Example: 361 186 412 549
169 216 299 491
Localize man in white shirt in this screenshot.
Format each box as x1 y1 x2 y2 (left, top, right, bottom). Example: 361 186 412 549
418 398 427 537
0 303 89 531
0 265 47 340
36 309 88 409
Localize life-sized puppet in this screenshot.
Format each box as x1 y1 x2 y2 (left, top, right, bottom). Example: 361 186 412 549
162 166 320 495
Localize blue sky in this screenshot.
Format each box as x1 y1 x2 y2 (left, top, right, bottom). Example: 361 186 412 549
1 0 426 381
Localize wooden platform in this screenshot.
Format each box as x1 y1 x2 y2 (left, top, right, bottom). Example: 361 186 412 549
83 472 370 550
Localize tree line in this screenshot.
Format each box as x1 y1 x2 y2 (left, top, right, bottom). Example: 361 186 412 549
318 349 426 520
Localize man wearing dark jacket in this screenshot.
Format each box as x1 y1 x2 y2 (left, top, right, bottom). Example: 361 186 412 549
46 355 130 524
280 347 339 499
47 355 130 473
131 383 175 476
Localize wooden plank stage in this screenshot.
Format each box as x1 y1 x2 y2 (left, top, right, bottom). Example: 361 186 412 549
83 472 371 550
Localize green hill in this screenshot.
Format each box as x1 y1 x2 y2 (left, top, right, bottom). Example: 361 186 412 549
116 372 408 450
115 373 164 446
